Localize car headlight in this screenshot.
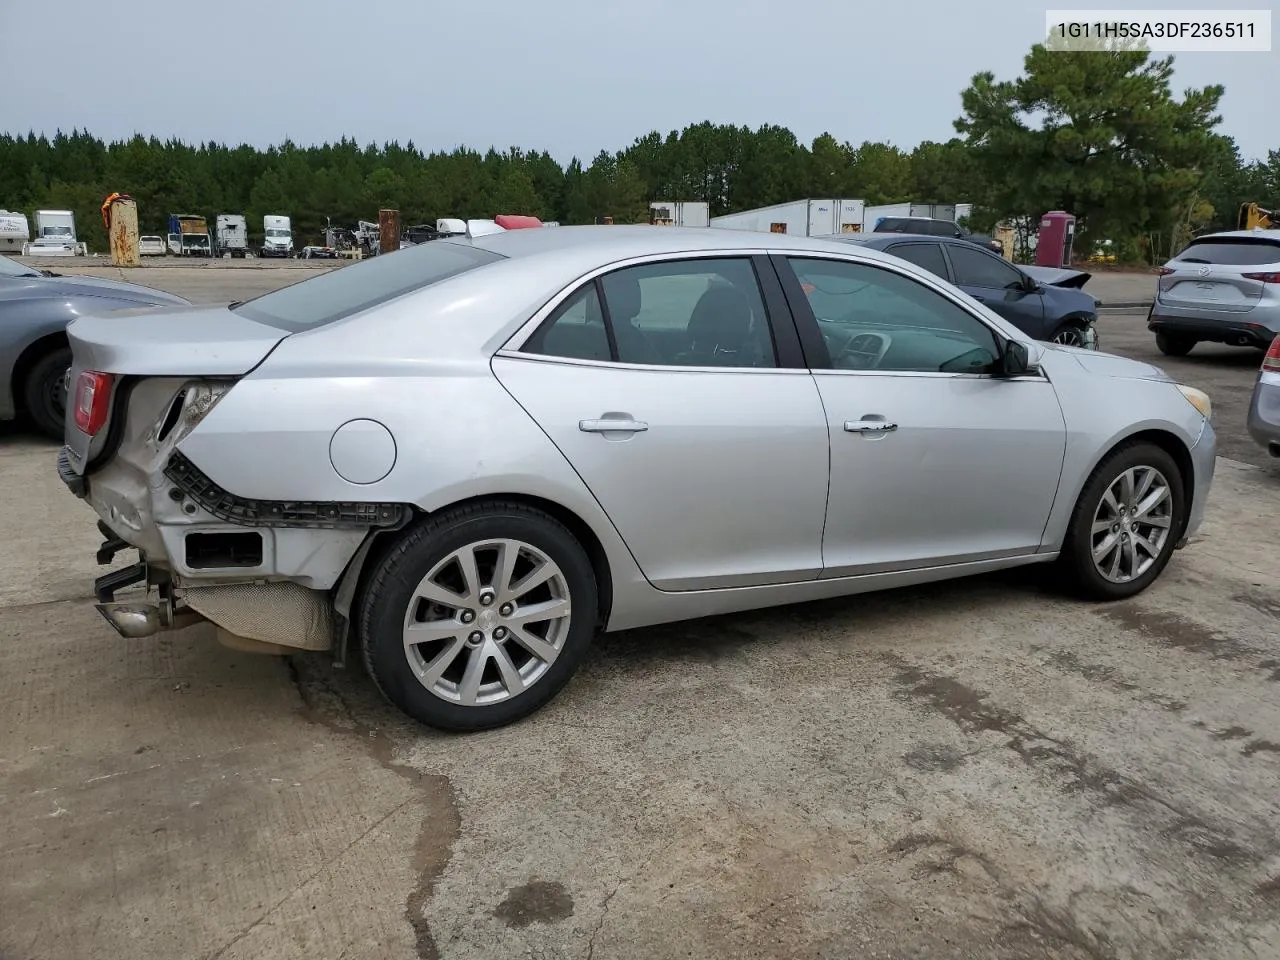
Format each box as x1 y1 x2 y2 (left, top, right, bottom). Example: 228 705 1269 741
1177 384 1212 420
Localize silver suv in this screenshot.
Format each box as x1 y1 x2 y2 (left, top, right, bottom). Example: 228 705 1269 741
1148 230 1280 356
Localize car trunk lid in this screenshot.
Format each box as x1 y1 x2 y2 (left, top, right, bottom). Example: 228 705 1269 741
64 304 289 472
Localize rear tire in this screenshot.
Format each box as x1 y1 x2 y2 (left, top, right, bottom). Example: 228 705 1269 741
1155 333 1195 357
22 347 72 441
358 501 598 732
1061 441 1185 601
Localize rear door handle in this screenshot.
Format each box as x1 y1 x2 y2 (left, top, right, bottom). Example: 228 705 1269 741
844 420 897 434
580 418 648 434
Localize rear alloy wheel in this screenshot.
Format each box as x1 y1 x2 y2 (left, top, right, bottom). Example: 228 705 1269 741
22 346 72 441
359 502 598 731
1062 442 1185 601
1155 333 1196 357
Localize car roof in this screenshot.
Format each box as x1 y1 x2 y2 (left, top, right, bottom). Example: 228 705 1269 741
454 224 906 266
838 232 965 247
1188 229 1280 242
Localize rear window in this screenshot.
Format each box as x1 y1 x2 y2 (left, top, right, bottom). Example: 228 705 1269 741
232 240 505 331
1174 238 1280 266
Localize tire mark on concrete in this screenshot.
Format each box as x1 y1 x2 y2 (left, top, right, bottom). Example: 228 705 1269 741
884 655 1256 867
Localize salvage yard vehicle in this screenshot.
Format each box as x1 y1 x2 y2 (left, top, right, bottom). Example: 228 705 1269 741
138 235 167 257
59 226 1216 732
1247 334 1280 458
0 253 188 439
842 232 1101 348
1148 230 1280 356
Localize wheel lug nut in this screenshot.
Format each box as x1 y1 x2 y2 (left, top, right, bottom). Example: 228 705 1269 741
460 610 475 624
479 590 495 606
493 626 508 641
467 631 483 645
499 602 514 617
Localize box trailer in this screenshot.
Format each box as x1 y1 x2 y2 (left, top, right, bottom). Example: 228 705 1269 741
710 198 865 237
0 210 29 253
649 201 710 227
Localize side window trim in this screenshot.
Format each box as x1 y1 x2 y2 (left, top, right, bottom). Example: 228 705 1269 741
593 276 621 362
511 253 810 371
770 252 1014 376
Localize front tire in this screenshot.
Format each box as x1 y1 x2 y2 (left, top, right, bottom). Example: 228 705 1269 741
1061 441 1185 601
1155 333 1196 357
358 502 598 732
1050 323 1090 348
22 346 72 441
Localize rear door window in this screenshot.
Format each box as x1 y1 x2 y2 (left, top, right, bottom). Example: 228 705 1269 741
886 242 949 279
232 240 505 331
1173 239 1280 266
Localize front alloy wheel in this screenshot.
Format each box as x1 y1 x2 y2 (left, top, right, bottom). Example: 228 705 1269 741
1063 441 1185 600
1050 324 1095 349
1088 465 1173 584
359 502 598 731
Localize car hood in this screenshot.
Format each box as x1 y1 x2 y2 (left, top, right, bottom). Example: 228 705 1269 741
42 273 189 305
1037 280 1099 315
1043 343 1171 382
1020 265 1092 290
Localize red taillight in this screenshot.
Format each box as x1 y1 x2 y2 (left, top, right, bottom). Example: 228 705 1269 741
73 371 115 436
1157 266 1175 276
1243 272 1280 283
1263 336 1280 373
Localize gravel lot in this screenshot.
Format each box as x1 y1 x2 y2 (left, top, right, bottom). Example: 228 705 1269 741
2 264 1278 960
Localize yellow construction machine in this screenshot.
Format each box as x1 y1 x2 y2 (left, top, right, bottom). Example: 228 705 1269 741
1238 202 1276 230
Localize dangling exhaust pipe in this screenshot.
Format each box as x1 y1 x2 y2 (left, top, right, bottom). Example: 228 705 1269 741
95 601 162 638
94 600 206 638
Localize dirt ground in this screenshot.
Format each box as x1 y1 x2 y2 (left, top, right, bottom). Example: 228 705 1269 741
2 265 1279 960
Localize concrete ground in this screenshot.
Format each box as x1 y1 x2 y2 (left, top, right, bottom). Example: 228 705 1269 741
2 265 1279 960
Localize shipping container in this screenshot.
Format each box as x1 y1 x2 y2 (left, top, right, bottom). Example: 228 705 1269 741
649 201 711 227
710 198 865 237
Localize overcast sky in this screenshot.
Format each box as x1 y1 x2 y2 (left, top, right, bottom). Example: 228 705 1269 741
4 0 1275 162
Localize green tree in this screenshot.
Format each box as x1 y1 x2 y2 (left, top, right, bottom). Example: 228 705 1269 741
955 40 1224 253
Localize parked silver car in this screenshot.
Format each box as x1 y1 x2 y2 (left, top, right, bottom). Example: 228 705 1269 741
1247 334 1280 458
1148 230 1280 356
59 226 1217 731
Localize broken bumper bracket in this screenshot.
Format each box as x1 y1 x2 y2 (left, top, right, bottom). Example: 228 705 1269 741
95 520 130 566
95 562 147 603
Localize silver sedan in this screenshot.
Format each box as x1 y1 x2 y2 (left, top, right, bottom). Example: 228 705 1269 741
59 226 1217 731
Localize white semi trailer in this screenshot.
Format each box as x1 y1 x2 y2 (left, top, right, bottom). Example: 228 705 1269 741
710 198 865 237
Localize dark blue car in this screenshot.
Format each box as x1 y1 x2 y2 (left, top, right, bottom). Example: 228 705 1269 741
839 233 1100 350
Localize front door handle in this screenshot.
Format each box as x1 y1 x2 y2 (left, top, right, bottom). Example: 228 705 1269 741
844 420 897 434
580 418 648 434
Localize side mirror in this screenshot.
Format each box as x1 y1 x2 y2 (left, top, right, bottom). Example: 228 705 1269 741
1021 273 1041 293
999 339 1036 377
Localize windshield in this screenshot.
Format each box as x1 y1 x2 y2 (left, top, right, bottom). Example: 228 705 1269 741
232 240 505 331
41 226 73 237
0 253 40 278
266 228 290 237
